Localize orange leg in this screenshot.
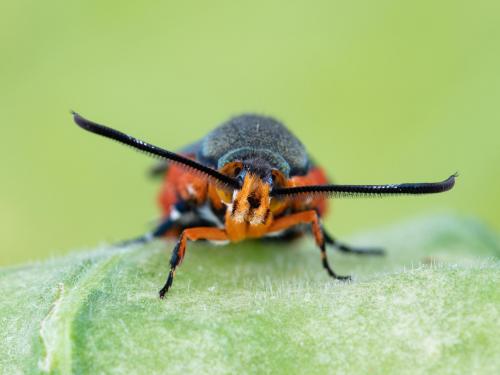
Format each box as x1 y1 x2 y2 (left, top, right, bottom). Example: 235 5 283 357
268 211 351 281
159 227 228 298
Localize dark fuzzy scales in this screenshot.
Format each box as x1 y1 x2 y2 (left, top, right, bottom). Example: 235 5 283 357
199 114 310 176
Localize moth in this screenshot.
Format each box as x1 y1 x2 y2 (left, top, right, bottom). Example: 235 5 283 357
72 112 456 298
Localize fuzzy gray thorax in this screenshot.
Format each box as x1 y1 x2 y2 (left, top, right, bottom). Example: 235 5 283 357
200 114 310 177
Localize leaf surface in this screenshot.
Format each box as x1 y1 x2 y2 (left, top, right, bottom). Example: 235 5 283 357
0 215 499 374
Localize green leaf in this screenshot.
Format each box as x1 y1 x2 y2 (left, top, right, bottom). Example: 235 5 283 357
1 215 499 374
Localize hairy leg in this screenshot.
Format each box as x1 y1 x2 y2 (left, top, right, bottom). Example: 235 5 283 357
322 227 385 256
159 227 228 298
269 211 350 281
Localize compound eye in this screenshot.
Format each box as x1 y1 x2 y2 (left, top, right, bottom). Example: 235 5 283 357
219 161 244 178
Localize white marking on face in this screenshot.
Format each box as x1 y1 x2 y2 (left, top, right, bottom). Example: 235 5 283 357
249 216 263 226
232 190 239 200
233 211 245 223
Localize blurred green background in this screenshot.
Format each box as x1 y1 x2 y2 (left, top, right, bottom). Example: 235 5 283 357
0 1 498 266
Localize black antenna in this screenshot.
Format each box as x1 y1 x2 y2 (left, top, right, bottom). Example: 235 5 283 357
72 112 239 189
271 174 457 198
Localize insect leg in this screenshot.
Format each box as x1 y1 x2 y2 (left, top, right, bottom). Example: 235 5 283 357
159 227 228 298
116 201 189 247
322 228 385 256
268 211 351 281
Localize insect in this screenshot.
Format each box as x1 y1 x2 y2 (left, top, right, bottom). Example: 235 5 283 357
72 112 456 298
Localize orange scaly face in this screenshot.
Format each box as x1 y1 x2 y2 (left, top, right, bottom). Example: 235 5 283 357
224 173 273 242
212 161 293 242
232 173 271 225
